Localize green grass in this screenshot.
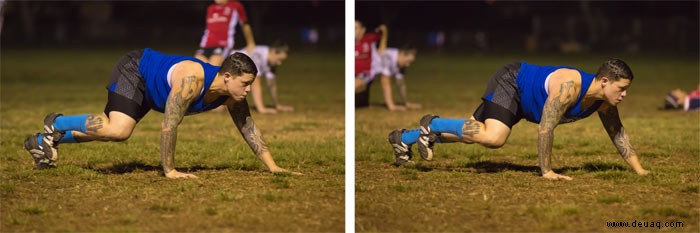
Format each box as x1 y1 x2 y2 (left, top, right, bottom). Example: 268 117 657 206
356 52 700 232
598 195 623 204
0 48 344 232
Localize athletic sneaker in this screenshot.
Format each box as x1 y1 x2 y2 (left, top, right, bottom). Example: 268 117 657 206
23 133 57 169
417 114 440 161
42 113 64 147
388 129 412 165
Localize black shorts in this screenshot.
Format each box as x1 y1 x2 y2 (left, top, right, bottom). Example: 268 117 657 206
104 49 151 122
196 47 230 58
472 62 523 128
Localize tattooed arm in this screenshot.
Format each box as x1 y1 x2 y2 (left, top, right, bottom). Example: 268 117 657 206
598 105 650 175
395 78 409 105
250 75 277 114
265 78 280 108
265 78 294 112
227 99 299 174
395 78 421 110
538 74 579 180
380 75 405 111
161 63 204 179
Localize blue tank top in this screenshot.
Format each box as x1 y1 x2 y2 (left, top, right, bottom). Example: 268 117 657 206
138 48 228 114
516 61 603 124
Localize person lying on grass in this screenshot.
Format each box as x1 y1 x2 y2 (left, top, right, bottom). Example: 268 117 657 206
389 58 650 180
24 49 300 179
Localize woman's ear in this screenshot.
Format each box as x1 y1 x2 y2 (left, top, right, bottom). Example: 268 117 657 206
222 72 231 83
600 76 609 88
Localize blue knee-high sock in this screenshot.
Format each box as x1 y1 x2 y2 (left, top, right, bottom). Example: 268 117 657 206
37 134 45 146
401 129 420 145
59 131 78 144
53 115 89 133
401 128 443 145
430 118 467 139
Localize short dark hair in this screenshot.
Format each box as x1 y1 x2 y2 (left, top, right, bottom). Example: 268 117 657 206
595 58 633 81
219 52 258 77
270 40 289 54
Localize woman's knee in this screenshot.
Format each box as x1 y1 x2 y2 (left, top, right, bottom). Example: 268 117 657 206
478 134 507 149
101 125 132 142
103 111 137 141
102 126 132 141
477 119 510 148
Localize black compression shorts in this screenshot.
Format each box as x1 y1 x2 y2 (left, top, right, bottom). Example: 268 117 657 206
104 49 150 121
472 62 523 128
196 47 230 58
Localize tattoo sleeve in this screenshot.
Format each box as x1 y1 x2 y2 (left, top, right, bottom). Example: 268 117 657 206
380 75 397 108
228 100 269 158
396 78 409 104
538 81 576 174
160 75 201 174
598 106 636 160
265 78 280 107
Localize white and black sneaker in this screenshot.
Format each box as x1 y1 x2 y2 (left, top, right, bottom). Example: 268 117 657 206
388 129 412 165
417 114 440 161
23 133 57 169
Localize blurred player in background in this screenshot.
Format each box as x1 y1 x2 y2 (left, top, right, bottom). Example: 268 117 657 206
235 41 293 114
195 0 256 66
389 59 650 180
355 20 387 107
0 0 5 37
24 49 299 178
663 84 700 111
373 45 421 111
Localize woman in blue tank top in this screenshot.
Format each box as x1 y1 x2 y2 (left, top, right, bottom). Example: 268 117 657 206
24 49 301 178
389 58 650 180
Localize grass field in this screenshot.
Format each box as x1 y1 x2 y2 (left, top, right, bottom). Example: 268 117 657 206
1 48 344 232
355 52 700 232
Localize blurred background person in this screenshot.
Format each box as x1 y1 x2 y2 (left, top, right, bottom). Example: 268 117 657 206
664 84 700 111
355 20 387 107
373 44 420 111
195 0 256 66
235 41 293 114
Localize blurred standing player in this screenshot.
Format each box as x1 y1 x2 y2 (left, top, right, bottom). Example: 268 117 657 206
373 46 421 111
0 0 5 36
355 20 387 106
23 49 299 178
235 42 293 114
389 59 650 180
195 0 256 66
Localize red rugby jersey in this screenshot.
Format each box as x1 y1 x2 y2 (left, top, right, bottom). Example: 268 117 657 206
355 32 381 76
199 1 248 49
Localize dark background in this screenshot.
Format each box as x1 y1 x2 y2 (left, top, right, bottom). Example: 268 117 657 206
357 1 699 55
2 1 698 54
2 1 345 50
